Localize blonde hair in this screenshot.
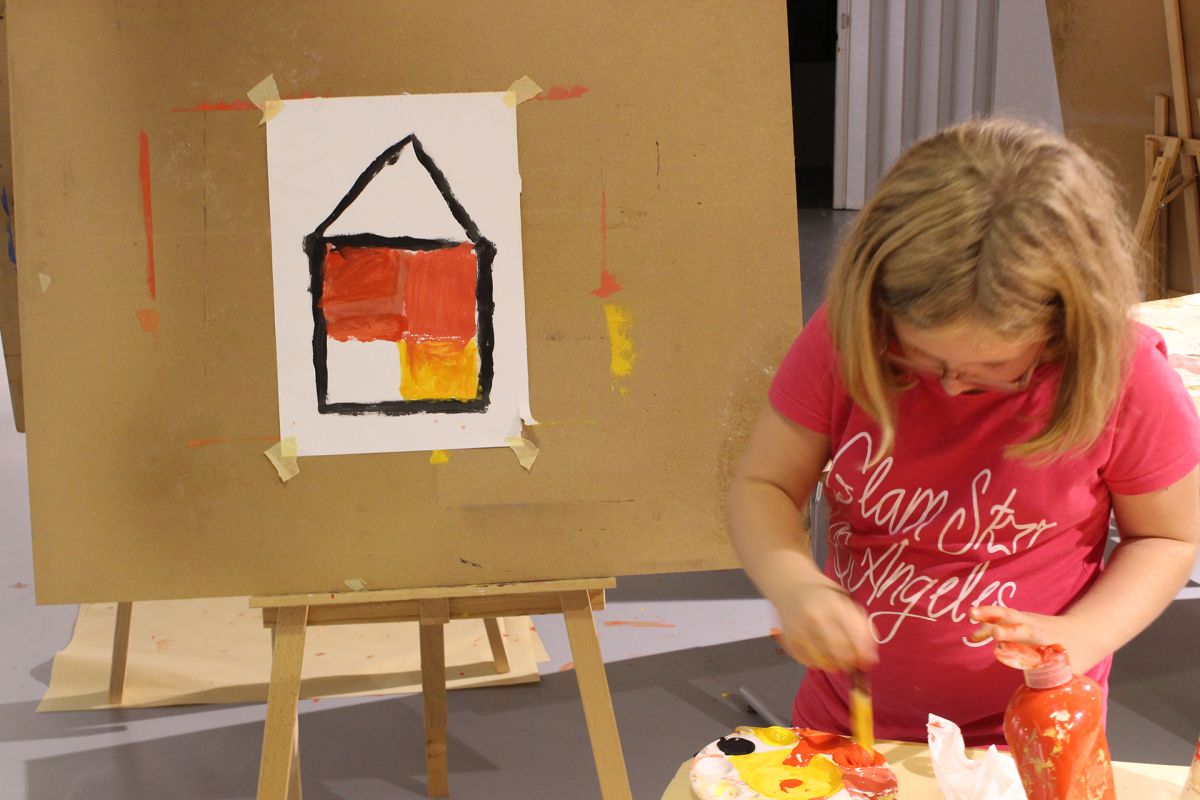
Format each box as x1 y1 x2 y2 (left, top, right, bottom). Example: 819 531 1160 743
826 117 1140 462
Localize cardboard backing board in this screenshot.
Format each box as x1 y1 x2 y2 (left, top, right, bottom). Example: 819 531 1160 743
1046 0 1200 293
0 4 23 431
12 1 801 604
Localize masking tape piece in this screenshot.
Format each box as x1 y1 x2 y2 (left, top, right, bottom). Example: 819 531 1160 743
247 74 283 124
344 578 368 592
264 438 299 482
38 273 51 293
279 437 298 459
505 436 539 471
429 450 450 465
504 75 543 108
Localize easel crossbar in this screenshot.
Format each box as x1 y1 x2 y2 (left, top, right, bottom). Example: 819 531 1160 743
250 577 617 608
259 588 607 627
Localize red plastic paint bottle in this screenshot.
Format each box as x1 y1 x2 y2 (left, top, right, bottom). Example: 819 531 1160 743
997 643 1115 800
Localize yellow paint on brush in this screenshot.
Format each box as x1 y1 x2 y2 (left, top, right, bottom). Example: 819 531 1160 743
603 303 635 392
398 338 479 400
728 750 843 799
850 676 875 752
429 450 450 465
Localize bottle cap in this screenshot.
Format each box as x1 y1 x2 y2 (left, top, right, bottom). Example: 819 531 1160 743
1023 657 1073 689
995 642 1073 688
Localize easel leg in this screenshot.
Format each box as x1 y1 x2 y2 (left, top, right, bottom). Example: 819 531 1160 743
560 590 633 800
108 601 133 705
272 627 303 800
483 617 510 674
258 606 307 800
420 599 450 798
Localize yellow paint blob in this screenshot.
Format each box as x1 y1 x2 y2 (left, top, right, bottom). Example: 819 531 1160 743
737 726 800 747
398 338 479 401
429 450 450 465
729 750 843 799
603 303 635 392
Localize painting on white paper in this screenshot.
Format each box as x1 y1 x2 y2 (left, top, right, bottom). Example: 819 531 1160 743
266 93 531 456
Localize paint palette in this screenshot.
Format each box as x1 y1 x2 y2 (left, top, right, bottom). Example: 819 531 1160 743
689 727 898 800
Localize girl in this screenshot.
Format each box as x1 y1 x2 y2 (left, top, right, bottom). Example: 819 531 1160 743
727 118 1200 746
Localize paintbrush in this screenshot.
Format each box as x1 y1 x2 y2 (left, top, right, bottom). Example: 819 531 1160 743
849 669 875 753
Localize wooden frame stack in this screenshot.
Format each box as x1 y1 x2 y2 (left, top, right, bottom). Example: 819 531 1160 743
1136 0 1200 298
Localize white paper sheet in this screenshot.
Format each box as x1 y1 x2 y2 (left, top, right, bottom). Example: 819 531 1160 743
266 93 530 456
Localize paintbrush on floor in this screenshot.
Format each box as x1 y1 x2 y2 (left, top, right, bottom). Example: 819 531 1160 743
850 669 875 752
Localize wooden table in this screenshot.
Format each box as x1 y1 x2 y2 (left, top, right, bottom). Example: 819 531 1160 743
1136 293 1200 589
659 740 1190 799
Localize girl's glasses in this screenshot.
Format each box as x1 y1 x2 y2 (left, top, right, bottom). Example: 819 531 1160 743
882 337 1044 393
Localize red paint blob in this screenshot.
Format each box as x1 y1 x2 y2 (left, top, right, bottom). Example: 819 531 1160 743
842 765 899 799
590 270 624 298
783 730 884 770
136 308 159 334
138 132 155 299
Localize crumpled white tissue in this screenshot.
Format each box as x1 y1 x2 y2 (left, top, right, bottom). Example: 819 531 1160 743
927 714 1025 800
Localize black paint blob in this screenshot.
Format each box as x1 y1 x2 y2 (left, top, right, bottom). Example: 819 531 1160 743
716 736 756 756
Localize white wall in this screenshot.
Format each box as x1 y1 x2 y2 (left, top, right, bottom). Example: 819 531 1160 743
992 0 1063 132
836 0 1064 208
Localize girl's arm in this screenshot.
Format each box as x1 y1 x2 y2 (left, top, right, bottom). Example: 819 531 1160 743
972 465 1200 672
727 403 878 671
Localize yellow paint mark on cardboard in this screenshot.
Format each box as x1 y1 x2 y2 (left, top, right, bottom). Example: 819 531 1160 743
505 436 539 471
504 75 543 108
603 303 635 393
247 74 283 124
37 273 51 293
264 437 299 482
429 450 450 465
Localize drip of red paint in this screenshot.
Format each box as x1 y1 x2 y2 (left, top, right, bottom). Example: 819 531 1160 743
778 778 804 792
535 85 589 101
591 157 624 298
170 94 317 113
138 132 155 299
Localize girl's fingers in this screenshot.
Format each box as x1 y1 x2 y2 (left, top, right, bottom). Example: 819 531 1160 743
970 604 1019 625
988 621 1037 643
969 605 1055 647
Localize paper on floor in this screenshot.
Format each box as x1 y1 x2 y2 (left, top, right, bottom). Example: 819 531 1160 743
37 596 548 711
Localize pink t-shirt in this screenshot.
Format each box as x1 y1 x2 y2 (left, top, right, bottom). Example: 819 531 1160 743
768 305 1200 747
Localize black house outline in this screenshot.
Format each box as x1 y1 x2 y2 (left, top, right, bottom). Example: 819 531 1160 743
303 135 496 416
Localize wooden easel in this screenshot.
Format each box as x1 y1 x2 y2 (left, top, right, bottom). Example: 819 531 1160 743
1136 0 1200 298
250 577 632 800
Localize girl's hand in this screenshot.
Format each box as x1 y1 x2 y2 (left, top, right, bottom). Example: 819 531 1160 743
968 605 1106 673
773 579 878 673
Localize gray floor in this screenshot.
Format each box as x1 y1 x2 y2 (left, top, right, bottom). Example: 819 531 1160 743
0 209 1197 799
